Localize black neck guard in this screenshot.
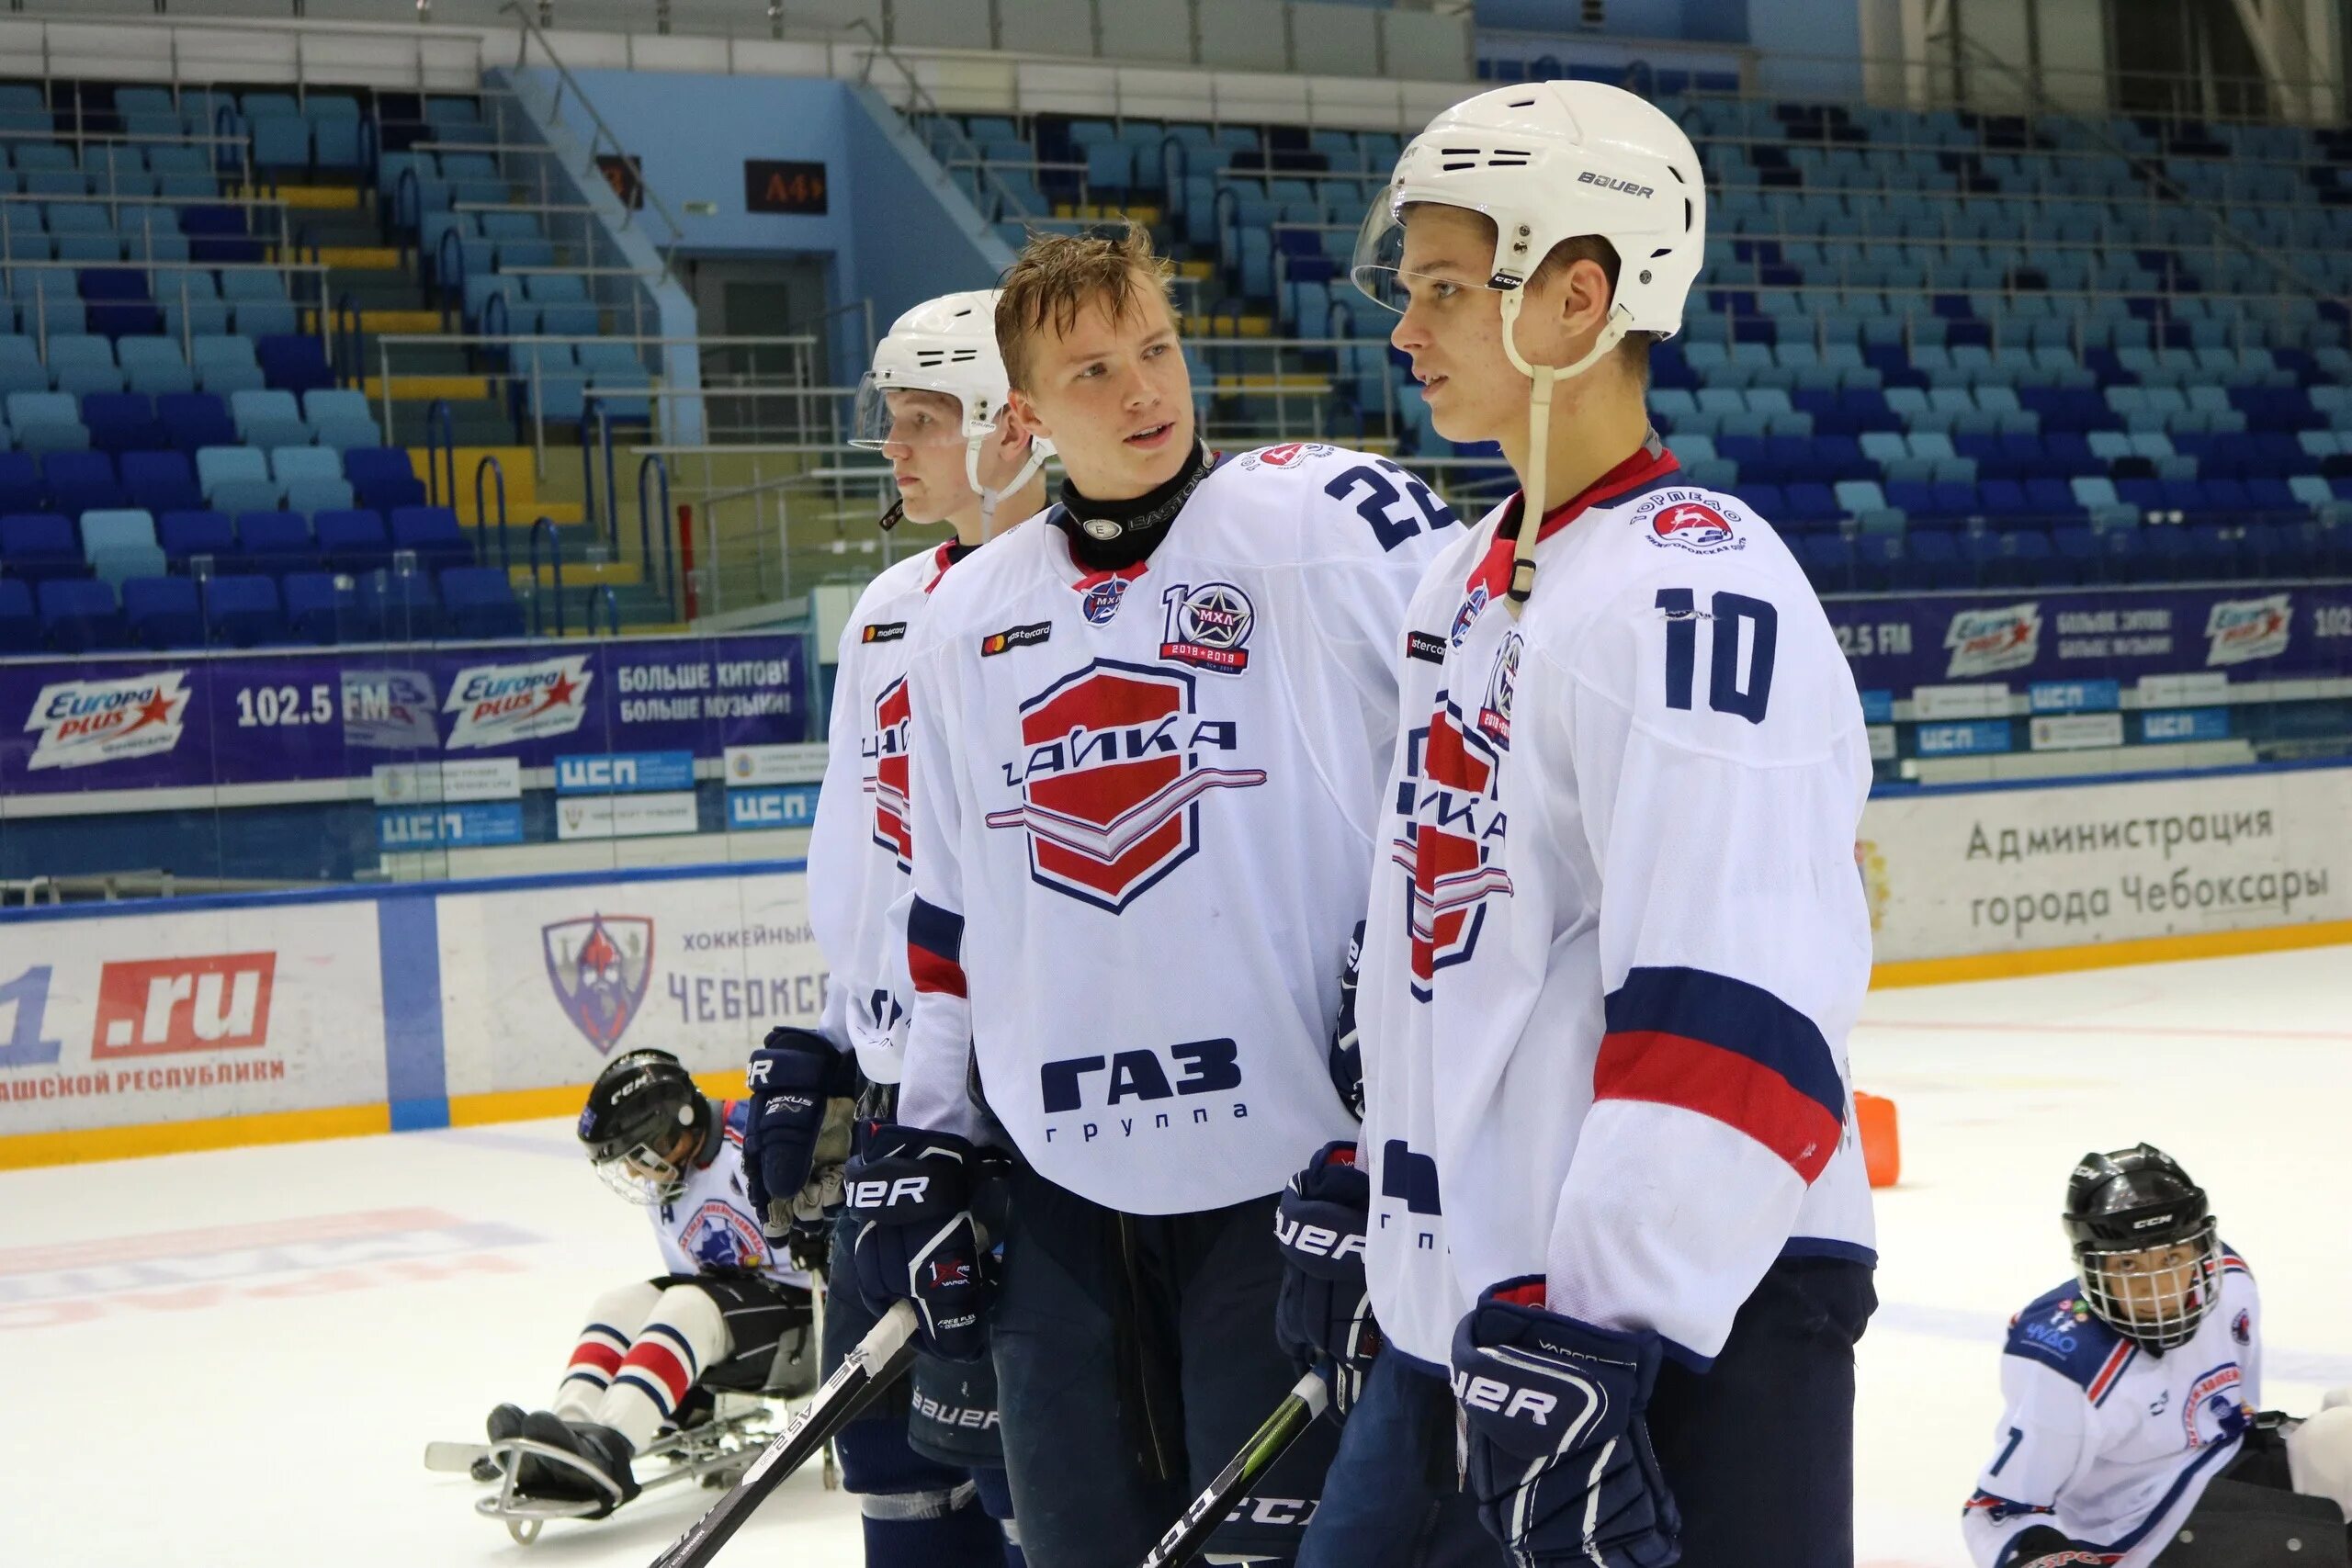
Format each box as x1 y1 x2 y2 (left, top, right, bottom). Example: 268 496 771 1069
1053 441 1214 571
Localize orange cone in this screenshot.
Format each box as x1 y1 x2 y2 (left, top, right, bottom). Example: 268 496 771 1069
1854 1091 1901 1189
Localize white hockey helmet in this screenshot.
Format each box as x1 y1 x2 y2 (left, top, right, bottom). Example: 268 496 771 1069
852 288 1051 525
1352 83 1706 612
1351 79 1706 351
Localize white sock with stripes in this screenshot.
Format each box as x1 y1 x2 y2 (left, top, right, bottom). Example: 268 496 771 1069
594 1282 731 1455
553 1280 662 1423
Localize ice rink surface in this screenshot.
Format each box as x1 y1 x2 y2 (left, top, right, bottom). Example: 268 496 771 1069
6 943 2347 1568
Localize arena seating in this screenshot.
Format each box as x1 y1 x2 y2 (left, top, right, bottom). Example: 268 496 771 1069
922 85 2352 592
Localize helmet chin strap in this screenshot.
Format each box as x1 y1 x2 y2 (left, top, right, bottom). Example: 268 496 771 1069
966 432 1051 539
1496 288 1631 616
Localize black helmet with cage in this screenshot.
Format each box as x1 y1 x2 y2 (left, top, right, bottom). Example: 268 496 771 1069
577 1048 709 1204
2062 1143 2221 1350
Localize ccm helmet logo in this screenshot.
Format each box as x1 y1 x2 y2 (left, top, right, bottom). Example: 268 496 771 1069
2132 1213 2177 1230
1577 170 1656 199
1452 1371 1558 1424
847 1176 930 1208
1274 1214 1365 1262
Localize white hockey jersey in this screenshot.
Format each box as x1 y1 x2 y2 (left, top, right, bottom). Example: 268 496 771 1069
896 443 1458 1213
807 540 969 1083
651 1100 809 1287
1964 1254 2261 1568
1356 442 1877 1371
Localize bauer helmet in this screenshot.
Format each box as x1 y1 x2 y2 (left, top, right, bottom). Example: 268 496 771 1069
579 1048 708 1204
2063 1143 2222 1350
1351 82 1704 612
852 288 1052 528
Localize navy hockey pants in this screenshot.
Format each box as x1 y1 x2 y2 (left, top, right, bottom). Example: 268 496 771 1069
989 1162 1341 1568
1304 1253 1872 1568
1646 1253 1877 1568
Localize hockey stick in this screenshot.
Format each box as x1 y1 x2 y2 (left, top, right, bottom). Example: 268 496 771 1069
1135 1368 1331 1568
645 1298 918 1568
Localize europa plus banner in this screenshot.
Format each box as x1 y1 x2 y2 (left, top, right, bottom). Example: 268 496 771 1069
0 634 807 800
1824 582 2352 698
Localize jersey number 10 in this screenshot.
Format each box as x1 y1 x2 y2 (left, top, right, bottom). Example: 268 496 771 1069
1656 589 1778 724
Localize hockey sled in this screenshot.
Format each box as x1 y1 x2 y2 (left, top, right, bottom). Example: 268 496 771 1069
428 1394 827 1545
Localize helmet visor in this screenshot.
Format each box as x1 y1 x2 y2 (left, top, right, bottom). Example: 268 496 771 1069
850 376 975 452
1349 186 1516 315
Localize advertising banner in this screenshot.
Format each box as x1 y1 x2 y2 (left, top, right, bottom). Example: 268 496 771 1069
1857 764 2352 961
0 901 389 1134
0 635 805 807
1828 582 2352 701
435 871 831 1094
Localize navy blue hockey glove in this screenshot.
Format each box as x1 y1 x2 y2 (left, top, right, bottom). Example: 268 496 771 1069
1452 1277 1681 1568
1328 920 1365 1117
1998 1527 2107 1567
742 1027 854 1241
1273 1140 1379 1415
842 1124 994 1362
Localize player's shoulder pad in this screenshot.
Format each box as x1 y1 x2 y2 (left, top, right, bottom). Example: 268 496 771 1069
843 547 941 644
907 517 1051 652
720 1098 749 1143
2219 1239 2254 1283
1216 441 1460 562
2003 1279 2131 1395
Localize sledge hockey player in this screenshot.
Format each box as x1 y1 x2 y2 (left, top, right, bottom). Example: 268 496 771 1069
1283 79 1879 1568
838 223 1459 1567
481 1049 816 1517
740 290 1046 1567
1963 1144 2352 1568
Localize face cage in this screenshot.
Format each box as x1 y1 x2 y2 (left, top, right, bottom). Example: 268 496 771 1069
594 1140 688 1206
2075 1219 2222 1349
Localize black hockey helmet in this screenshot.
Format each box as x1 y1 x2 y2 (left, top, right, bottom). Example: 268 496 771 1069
2063 1143 2221 1349
578 1049 708 1204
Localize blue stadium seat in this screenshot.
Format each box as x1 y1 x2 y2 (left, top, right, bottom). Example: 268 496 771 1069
36 576 124 650
121 449 204 515
234 511 317 572
157 508 236 570
281 570 356 643
121 574 203 648
364 568 444 638
82 392 162 455
0 511 85 580
43 450 126 516
344 446 425 513
154 391 237 454
202 573 286 647
312 508 390 574
388 504 470 571
81 508 164 585
439 565 524 639
0 451 41 514
255 334 334 396
0 575 36 650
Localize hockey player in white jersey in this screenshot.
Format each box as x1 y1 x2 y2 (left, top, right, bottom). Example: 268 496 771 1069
1965 1145 2352 1568
480 1049 815 1516
740 289 1046 1568
837 223 1458 1567
1282 80 1878 1568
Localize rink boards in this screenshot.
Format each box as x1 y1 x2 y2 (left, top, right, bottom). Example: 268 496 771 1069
3 760 2350 1167
0 861 821 1166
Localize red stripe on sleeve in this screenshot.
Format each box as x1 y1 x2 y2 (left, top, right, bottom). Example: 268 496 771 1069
616 1338 694 1404
908 942 967 998
1593 1029 1842 1182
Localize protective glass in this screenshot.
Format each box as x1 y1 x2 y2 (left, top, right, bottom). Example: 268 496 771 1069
2075 1219 2222 1349
850 377 973 451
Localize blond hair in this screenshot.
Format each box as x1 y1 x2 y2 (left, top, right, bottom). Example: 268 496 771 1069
994 221 1178 389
